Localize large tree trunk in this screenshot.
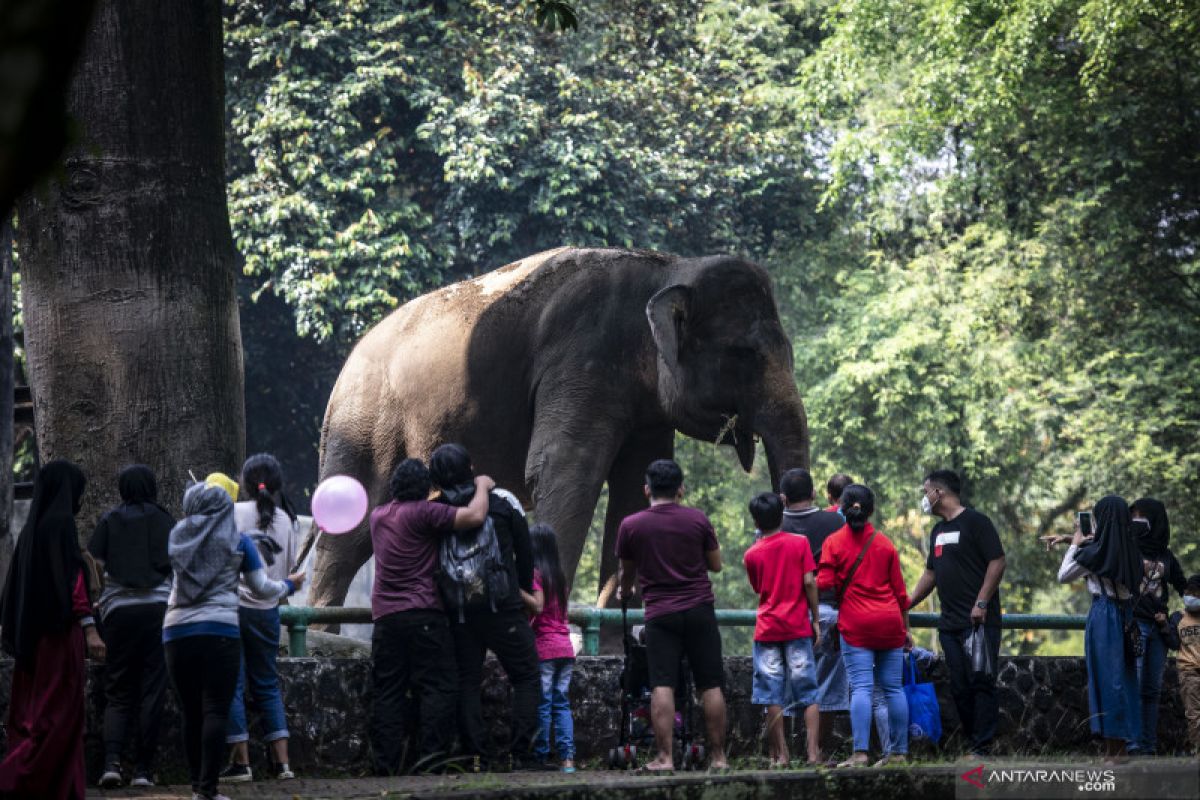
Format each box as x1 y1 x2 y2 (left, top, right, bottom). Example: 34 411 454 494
15 0 243 532
0 218 13 587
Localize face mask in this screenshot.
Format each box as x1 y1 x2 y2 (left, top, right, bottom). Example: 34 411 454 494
920 495 933 515
1184 595 1200 612
1130 519 1150 533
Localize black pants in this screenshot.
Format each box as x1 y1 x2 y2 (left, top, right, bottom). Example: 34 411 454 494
939 626 1001 753
100 603 168 771
164 635 241 797
453 608 541 762
370 610 458 775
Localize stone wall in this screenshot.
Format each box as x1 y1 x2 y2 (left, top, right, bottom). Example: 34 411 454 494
0 655 1189 781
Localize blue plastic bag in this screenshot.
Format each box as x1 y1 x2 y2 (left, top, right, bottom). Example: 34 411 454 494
903 652 942 743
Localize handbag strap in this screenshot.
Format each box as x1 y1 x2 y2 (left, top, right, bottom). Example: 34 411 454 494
836 531 878 607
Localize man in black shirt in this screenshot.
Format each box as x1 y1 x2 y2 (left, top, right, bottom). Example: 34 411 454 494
430 444 540 771
779 468 846 760
908 469 1006 756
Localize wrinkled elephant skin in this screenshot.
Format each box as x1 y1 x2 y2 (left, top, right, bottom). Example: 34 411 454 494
308 247 810 611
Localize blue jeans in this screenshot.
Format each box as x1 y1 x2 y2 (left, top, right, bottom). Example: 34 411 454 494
1131 619 1168 753
226 606 288 744
534 658 574 761
842 642 907 755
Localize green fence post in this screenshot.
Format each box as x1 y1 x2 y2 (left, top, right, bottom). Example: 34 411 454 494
583 608 601 656
287 609 309 658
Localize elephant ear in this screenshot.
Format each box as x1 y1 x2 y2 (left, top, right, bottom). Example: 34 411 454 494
646 284 693 409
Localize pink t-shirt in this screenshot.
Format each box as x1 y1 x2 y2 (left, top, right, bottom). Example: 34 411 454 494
530 570 574 661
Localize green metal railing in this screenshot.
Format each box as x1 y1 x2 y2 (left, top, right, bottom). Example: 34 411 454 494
279 605 1085 657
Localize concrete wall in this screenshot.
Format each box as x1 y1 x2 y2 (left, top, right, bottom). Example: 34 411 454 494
0 655 1189 780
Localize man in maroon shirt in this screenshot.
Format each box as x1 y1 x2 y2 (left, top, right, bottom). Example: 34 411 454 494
368 458 493 775
617 459 728 771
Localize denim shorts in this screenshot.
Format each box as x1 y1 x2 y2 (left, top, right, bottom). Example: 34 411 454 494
814 603 849 712
752 638 818 711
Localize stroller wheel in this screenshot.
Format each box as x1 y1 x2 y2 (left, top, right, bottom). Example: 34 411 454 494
692 745 706 767
607 748 617 768
624 744 637 768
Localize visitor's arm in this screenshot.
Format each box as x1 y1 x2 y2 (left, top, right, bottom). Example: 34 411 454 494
452 474 495 529
619 558 637 601
908 568 937 609
803 570 820 644
705 547 722 573
521 588 544 616
511 508 534 593
74 569 106 660
972 556 1006 623
240 535 303 600
1057 544 1087 584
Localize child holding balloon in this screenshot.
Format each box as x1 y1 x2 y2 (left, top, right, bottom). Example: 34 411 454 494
222 454 301 784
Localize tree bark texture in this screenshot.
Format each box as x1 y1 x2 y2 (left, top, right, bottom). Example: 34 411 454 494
0 218 14 588
15 0 244 532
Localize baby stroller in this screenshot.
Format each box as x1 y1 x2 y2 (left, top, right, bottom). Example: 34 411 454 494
607 599 706 770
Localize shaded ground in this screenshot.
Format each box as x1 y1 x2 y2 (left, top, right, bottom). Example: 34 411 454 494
84 759 1200 800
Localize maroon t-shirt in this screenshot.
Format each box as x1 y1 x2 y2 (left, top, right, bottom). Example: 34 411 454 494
615 503 719 620
369 499 458 620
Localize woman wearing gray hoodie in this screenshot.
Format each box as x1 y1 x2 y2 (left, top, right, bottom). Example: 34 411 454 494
163 482 303 800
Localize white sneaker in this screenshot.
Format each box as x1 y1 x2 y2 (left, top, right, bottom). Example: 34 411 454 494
98 767 122 788
191 794 233 800
275 763 295 780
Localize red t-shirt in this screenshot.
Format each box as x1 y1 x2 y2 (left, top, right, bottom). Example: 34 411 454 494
369 499 458 620
615 503 718 620
744 532 816 642
816 523 909 649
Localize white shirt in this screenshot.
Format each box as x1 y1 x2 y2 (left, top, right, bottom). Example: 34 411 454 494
234 502 298 610
1057 544 1131 600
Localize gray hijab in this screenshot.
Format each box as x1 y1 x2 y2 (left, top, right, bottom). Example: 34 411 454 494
169 483 241 605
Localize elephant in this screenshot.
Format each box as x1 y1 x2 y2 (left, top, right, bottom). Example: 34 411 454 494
305 246 810 611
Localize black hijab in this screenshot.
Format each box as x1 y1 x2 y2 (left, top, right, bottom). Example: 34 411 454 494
1073 495 1144 592
0 460 87 664
92 464 174 589
1129 497 1169 559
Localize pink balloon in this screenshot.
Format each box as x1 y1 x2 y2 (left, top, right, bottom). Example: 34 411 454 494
311 475 369 534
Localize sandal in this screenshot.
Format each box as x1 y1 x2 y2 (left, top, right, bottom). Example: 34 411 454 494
836 754 870 768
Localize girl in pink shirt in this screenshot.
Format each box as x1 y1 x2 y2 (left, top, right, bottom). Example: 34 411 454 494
524 525 576 772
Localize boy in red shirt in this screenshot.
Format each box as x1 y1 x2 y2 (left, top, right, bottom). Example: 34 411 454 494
743 492 822 765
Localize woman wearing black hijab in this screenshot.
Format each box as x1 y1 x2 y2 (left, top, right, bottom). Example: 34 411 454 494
1054 495 1144 761
0 460 106 799
1126 497 1187 755
88 465 176 788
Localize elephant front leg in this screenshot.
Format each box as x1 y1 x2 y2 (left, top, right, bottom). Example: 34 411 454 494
307 524 374 633
524 417 624 592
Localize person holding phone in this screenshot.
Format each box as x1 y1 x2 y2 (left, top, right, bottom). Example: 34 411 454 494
1047 496 1143 762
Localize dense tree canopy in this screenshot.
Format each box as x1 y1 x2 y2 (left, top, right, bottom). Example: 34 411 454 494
224 0 1200 652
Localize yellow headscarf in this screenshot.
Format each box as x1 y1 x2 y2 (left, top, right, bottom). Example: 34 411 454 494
204 472 239 502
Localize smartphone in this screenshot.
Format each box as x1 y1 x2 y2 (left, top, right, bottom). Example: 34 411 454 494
1077 510 1093 537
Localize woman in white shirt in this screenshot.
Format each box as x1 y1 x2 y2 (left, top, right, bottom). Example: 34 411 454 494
1048 496 1144 762
221 454 300 783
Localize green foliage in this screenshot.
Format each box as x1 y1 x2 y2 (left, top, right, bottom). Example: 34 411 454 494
225 0 823 348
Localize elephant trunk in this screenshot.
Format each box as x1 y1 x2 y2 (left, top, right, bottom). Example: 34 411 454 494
755 370 810 490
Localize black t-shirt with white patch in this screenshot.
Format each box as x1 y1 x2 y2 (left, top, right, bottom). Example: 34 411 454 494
926 508 1005 631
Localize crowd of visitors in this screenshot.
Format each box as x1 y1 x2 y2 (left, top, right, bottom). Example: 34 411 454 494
0 450 1197 797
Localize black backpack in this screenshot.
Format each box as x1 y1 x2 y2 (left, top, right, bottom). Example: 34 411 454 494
437 513 511 622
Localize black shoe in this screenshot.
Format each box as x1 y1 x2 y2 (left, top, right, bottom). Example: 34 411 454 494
218 763 253 783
